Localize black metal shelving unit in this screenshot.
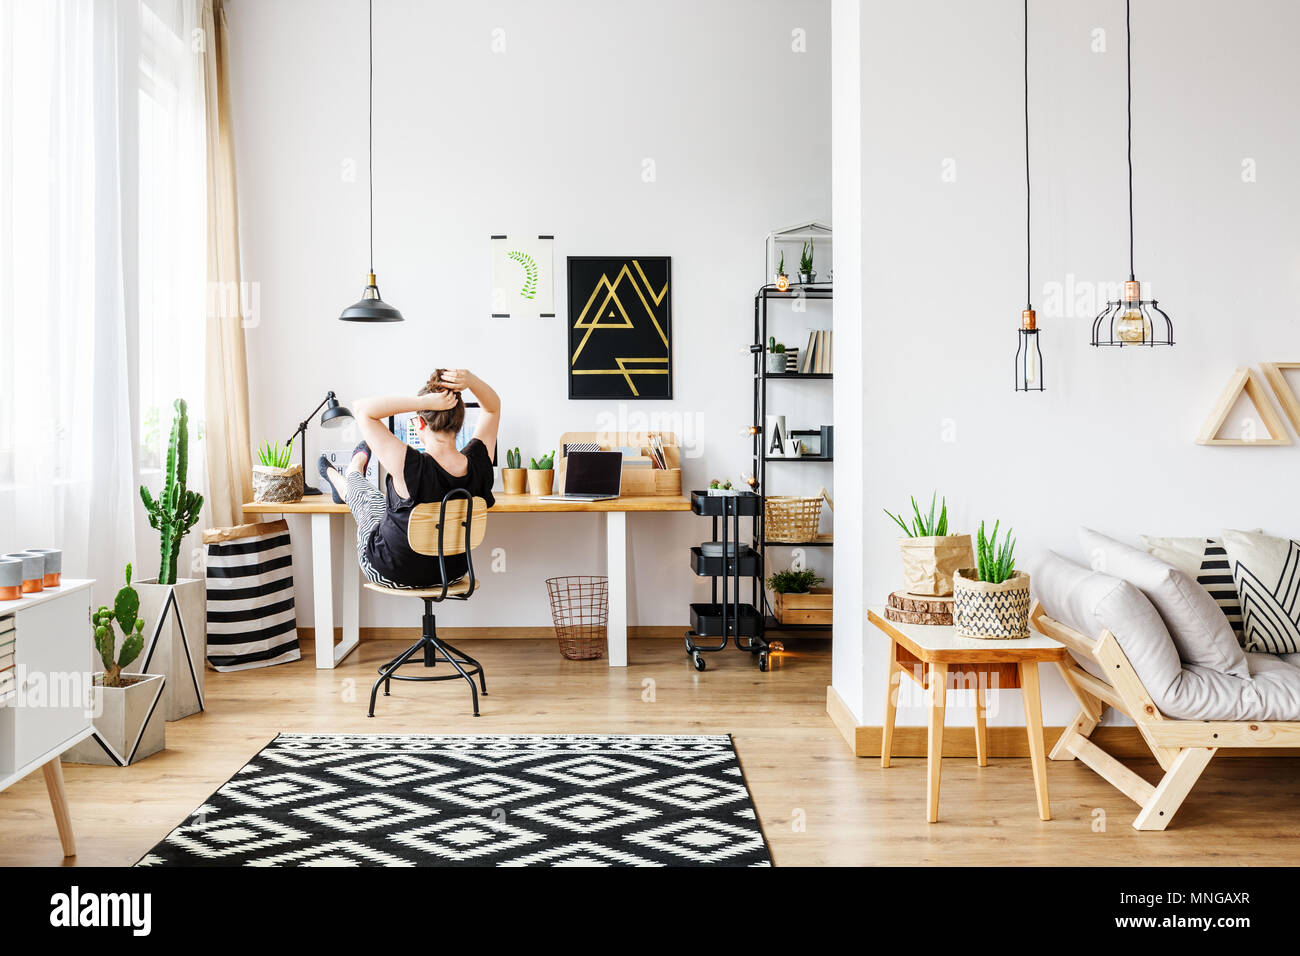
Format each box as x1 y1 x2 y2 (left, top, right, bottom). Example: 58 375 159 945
684 491 771 671
753 283 834 638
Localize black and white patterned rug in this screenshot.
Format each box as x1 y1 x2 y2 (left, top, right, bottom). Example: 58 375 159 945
137 734 771 867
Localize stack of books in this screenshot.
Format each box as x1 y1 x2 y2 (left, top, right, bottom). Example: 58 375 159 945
0 617 15 706
797 329 834 374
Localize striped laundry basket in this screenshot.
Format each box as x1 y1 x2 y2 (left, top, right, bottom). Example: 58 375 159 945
203 519 301 671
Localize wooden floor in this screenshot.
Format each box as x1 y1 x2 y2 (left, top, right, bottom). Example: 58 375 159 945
2 636 1299 866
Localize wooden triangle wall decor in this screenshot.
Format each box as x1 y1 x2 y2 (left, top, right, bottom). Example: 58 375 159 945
1196 366 1293 446
1260 362 1300 436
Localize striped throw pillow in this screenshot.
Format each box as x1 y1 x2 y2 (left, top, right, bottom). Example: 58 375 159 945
1141 534 1248 645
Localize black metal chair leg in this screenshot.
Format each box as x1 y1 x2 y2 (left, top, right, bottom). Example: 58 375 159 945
368 638 426 717
436 647 481 716
437 637 488 695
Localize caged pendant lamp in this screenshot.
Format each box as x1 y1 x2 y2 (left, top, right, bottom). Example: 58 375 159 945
1090 0 1174 347
1014 0 1043 392
339 0 403 323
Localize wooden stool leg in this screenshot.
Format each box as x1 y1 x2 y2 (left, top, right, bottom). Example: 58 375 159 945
881 642 900 769
1019 662 1050 821
926 662 947 823
974 678 988 767
42 757 76 858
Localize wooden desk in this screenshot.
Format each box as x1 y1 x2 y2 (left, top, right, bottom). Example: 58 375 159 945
244 495 692 669
867 607 1067 823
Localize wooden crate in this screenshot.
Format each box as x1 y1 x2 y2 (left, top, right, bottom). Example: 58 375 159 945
773 587 832 626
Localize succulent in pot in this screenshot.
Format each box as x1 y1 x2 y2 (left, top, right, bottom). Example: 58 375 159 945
952 520 1031 639
767 336 788 374
527 449 556 496
798 240 816 284
884 492 973 597
501 446 527 495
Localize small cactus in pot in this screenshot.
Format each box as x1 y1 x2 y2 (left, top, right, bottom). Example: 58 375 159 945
501 446 527 495
527 449 556 496
92 563 146 688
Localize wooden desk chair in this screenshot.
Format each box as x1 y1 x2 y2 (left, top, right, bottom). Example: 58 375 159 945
365 490 489 717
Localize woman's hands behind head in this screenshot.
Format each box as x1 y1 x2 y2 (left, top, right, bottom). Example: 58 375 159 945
438 369 473 393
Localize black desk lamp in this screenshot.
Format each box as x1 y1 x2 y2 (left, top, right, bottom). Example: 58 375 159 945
289 391 354 496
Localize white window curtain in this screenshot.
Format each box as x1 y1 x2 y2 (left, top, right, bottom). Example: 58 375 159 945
0 0 207 602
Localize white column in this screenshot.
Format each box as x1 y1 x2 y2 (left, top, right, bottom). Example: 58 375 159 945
606 511 628 666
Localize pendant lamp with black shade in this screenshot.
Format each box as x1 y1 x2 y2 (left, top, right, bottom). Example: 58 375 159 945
339 0 403 323
1090 0 1174 347
1014 0 1044 392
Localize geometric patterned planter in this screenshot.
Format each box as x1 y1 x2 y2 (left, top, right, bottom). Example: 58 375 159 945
127 578 206 720
63 673 167 766
952 570 1031 640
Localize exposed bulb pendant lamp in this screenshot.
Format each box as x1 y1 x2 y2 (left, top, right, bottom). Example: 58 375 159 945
1015 0 1044 392
339 0 403 323
1090 0 1174 347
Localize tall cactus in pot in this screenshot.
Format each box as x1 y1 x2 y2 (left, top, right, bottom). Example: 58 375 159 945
140 398 204 585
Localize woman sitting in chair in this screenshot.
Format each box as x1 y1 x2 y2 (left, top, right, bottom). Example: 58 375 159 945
319 369 499 589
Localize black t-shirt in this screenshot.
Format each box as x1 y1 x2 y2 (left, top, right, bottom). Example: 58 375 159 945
365 439 496 586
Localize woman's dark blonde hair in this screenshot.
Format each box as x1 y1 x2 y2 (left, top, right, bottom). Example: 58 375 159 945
417 369 465 434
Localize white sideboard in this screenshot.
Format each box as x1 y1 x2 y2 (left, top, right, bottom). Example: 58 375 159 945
0 579 95 857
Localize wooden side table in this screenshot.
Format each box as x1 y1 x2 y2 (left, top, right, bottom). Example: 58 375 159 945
867 608 1067 823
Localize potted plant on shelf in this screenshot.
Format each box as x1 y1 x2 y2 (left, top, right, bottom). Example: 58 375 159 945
775 251 790 291
953 520 1031 639
768 567 831 626
884 492 974 597
132 398 206 721
63 564 166 767
767 336 788 374
527 449 556 496
798 240 816 285
251 438 303 503
501 447 527 495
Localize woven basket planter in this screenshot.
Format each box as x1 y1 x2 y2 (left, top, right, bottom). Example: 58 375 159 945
898 534 973 597
764 495 823 543
252 464 304 504
952 569 1031 640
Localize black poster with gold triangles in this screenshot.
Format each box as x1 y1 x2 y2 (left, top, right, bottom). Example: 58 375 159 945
567 256 672 400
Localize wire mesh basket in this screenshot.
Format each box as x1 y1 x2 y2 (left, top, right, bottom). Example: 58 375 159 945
545 575 609 661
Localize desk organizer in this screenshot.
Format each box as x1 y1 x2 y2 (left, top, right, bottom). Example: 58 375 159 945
557 430 682 496
684 490 772 672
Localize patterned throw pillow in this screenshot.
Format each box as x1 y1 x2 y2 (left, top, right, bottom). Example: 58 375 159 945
1220 529 1300 654
1141 535 1248 645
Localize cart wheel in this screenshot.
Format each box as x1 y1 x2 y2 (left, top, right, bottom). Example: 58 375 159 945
758 651 769 672
692 653 707 672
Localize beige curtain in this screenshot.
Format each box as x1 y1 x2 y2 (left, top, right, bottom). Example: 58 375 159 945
201 0 252 528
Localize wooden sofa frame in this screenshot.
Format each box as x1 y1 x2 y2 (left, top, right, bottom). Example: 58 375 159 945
1029 601 1300 830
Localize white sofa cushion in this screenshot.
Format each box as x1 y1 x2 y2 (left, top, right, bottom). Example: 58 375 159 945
1080 528 1248 678
1221 529 1300 654
1141 534 1249 645
1033 551 1300 721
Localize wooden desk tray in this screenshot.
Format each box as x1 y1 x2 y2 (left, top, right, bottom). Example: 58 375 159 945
558 431 682 496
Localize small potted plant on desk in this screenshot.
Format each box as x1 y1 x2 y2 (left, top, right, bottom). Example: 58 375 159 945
64 564 166 766
767 337 788 375
252 438 303 503
884 492 974 598
527 449 556 496
953 520 1031 639
798 240 816 285
502 447 527 495
768 567 830 626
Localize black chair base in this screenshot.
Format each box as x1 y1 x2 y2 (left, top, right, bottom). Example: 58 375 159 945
368 598 488 717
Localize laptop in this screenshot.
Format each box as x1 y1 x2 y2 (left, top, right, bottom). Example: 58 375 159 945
540 450 623 502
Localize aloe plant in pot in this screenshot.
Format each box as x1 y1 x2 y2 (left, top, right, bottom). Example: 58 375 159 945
883 492 974 597
952 520 1031 639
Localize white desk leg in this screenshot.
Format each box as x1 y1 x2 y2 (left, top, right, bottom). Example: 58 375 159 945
337 513 361 667
311 513 336 669
606 511 628 667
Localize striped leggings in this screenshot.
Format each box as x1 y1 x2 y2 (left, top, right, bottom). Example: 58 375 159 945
344 473 411 589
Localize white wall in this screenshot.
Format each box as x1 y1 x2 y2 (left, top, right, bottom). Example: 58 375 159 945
834 0 1300 728
228 0 831 628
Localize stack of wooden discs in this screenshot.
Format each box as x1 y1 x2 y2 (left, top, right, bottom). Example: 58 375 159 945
884 591 953 626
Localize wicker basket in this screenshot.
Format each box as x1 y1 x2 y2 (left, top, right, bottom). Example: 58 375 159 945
252 464 304 504
952 570 1032 639
764 495 824 543
545 575 608 661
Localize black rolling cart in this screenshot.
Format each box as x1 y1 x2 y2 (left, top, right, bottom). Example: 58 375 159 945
684 490 769 671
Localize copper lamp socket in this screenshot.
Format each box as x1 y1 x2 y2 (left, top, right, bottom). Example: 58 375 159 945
1123 279 1141 305
1021 308 1037 331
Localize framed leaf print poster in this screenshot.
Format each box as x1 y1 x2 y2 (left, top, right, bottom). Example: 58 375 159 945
567 256 672 400
490 235 555 317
